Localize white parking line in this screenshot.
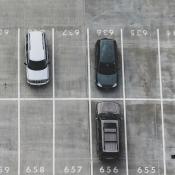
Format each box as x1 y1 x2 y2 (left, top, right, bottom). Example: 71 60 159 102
0 98 18 101
1 97 175 102
17 28 20 175
121 29 129 175
55 98 89 101
126 98 160 101
52 28 55 100
20 98 53 101
163 98 175 102
91 98 123 101
157 29 167 175
87 28 93 175
52 28 55 175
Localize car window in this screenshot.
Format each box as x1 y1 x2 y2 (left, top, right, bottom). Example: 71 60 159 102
28 59 47 70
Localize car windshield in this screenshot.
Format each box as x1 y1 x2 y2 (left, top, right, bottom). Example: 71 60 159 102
28 59 47 70
100 40 115 63
98 63 116 75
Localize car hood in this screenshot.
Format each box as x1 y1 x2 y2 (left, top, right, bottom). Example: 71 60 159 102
97 102 120 115
26 67 49 81
97 73 117 87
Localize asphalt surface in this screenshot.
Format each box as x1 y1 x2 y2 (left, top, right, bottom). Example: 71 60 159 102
0 0 175 175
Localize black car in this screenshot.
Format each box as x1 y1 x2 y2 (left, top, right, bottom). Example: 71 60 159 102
96 102 120 161
95 38 118 88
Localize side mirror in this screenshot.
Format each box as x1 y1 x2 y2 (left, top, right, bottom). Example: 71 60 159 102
24 62 27 65
47 61 50 65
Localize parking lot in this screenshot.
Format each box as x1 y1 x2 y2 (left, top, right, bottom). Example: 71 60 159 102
0 0 175 175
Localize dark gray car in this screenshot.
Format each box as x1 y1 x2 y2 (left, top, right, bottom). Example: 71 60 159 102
95 38 118 89
96 102 120 161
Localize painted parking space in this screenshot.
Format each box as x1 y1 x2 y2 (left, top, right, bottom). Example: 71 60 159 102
20 101 53 175
20 28 53 98
126 101 164 175
0 28 18 98
54 27 87 98
89 26 123 98
91 101 126 175
0 101 18 175
123 26 160 98
55 100 90 175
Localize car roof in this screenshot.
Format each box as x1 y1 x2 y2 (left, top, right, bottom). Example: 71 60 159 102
28 31 46 61
101 120 119 153
99 38 116 63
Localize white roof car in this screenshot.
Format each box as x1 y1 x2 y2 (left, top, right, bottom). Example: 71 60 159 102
25 31 49 85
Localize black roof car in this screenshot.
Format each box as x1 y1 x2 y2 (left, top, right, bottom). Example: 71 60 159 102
96 102 120 161
95 38 118 89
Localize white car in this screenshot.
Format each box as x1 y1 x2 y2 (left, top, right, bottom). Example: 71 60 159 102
25 31 49 85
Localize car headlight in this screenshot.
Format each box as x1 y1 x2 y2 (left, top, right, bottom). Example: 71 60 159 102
112 83 117 88
97 82 103 87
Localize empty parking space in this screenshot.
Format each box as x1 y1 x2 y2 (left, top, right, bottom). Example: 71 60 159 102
20 28 53 98
54 27 87 98
20 101 53 175
0 29 18 98
91 101 126 175
0 101 18 175
159 26 175 98
126 101 164 175
55 100 90 175
123 27 160 98
89 26 123 98
163 102 175 175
